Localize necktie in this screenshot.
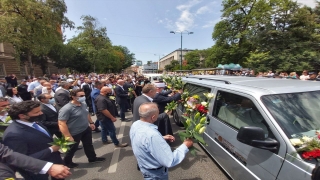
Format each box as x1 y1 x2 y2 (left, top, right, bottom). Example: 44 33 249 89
32 123 50 137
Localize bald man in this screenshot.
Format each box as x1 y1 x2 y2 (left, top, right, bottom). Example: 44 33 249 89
114 80 130 121
94 87 128 147
130 102 193 179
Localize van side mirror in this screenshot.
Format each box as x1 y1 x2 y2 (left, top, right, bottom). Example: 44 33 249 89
237 127 278 152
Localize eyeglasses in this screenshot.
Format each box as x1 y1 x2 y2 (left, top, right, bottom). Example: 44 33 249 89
77 95 85 97
48 97 53 99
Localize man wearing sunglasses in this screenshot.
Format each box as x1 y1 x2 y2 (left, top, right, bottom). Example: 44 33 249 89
38 93 61 138
58 89 105 168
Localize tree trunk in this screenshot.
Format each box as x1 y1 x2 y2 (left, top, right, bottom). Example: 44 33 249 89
27 51 34 77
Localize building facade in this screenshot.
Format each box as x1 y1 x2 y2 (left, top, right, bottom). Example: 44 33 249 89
159 48 193 70
0 42 67 80
142 62 158 73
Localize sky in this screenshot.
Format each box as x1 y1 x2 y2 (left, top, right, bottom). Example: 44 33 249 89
63 0 317 65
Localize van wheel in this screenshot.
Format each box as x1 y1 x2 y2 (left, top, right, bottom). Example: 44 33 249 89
173 110 184 127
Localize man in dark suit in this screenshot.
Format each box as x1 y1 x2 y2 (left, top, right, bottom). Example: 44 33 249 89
114 80 130 122
3 100 64 180
54 81 71 111
153 82 182 114
0 143 71 179
123 78 137 112
38 93 62 138
82 78 94 116
17 79 32 100
132 84 173 136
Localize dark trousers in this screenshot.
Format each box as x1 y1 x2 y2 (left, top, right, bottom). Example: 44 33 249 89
94 119 100 128
49 128 62 138
85 97 93 113
153 113 173 136
64 127 96 164
118 102 126 120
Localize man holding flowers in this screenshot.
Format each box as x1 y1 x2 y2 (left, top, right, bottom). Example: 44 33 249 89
130 102 193 180
3 101 64 180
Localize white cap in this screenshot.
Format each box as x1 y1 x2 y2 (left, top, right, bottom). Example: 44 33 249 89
66 79 74 83
154 82 166 88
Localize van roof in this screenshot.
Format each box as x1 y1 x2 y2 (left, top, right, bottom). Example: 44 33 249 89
183 75 320 96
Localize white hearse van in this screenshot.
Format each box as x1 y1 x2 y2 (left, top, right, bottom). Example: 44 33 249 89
173 75 320 180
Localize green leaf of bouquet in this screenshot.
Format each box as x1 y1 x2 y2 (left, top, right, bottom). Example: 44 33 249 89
193 133 206 144
189 147 197 156
65 141 76 145
179 131 191 138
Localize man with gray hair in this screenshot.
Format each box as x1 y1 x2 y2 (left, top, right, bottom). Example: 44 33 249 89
130 102 193 180
54 81 71 111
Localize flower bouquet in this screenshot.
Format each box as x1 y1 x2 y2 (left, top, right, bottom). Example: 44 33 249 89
128 87 134 98
179 93 215 155
164 101 178 113
179 112 208 156
0 114 11 139
290 136 320 162
48 136 76 153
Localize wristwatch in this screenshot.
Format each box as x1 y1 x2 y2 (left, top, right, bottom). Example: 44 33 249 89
89 122 94 124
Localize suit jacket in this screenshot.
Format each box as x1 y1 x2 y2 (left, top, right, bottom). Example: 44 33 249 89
133 95 151 121
82 83 92 98
40 104 59 135
17 84 31 100
114 85 128 104
133 95 173 135
153 93 181 113
54 89 70 111
0 143 47 179
3 121 62 179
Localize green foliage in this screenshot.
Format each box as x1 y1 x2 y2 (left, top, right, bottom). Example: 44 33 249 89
207 0 320 72
0 0 73 75
67 16 134 73
48 136 76 153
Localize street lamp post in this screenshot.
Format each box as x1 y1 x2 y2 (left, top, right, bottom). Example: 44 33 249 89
154 54 164 73
170 30 193 70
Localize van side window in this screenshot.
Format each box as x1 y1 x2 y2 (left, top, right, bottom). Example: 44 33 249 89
184 83 211 100
213 91 270 137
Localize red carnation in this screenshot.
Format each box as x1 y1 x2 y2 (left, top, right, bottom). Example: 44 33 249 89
302 149 320 159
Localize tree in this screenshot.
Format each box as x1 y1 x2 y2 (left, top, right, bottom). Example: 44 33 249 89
209 0 320 72
0 0 73 76
48 43 92 73
68 16 134 73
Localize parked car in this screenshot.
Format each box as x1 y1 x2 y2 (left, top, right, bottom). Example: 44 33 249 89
173 75 320 180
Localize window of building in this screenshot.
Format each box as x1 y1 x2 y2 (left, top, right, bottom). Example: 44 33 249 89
212 91 271 138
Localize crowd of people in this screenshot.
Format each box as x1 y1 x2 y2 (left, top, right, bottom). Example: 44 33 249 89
0 72 193 180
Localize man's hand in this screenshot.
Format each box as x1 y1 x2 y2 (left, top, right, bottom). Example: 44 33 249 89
111 117 117 122
89 124 95 130
66 136 74 142
163 135 175 142
166 110 172 116
48 164 71 179
50 145 60 152
183 138 193 148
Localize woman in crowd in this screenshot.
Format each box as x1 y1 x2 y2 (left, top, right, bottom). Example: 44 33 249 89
6 87 23 104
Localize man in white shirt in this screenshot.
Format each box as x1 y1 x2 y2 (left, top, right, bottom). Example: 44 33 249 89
34 80 47 98
300 70 310 80
42 82 55 97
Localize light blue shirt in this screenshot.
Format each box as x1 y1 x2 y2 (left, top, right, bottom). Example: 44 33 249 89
27 81 40 92
130 120 189 169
